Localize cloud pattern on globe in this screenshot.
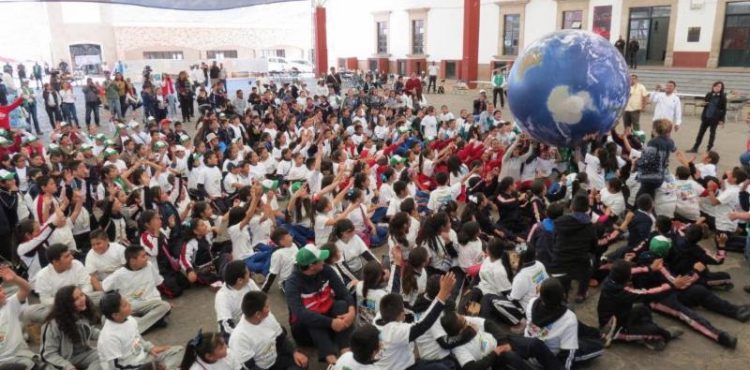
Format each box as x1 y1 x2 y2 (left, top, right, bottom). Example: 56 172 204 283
508 30 630 147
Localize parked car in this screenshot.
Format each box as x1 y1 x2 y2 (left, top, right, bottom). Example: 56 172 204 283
288 59 313 74
266 57 289 73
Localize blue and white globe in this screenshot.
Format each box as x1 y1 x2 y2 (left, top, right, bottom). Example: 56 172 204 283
507 30 629 147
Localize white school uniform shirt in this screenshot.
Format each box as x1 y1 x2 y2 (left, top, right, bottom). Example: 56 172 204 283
229 314 283 370
476 257 512 296
286 164 309 181
336 234 370 273
509 261 548 310
695 163 716 179
421 115 438 140
268 245 298 287
457 239 484 270
102 263 163 303
427 184 462 211
355 281 390 326
416 314 451 360
0 295 25 362
714 183 741 232
314 213 334 246
97 317 151 370
386 196 407 218
215 281 260 332
599 188 626 219
202 166 223 198
85 242 127 282
189 355 237 370
650 91 682 126
524 297 579 355
403 268 427 307
374 299 441 369
228 223 254 260
249 214 273 248
333 352 379 370
674 179 705 221
188 165 206 190
34 260 93 305
584 153 605 191
452 317 498 367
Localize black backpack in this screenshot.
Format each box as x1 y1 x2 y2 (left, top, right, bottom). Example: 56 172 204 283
637 146 665 182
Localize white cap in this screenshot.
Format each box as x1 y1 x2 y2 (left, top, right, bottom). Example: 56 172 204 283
174 145 186 152
206 133 218 141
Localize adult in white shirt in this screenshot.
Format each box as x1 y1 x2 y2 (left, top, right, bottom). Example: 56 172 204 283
26 244 98 323
427 62 439 94
421 106 439 140
650 81 682 131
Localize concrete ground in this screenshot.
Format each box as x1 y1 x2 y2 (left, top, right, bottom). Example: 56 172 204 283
14 81 750 369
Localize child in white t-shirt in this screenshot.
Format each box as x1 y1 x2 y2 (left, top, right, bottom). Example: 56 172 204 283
474 239 525 329
180 331 236 370
509 247 548 311
85 229 126 289
355 251 401 326
673 166 705 222
215 260 260 340
705 168 746 251
260 229 299 292
229 291 308 370
97 291 184 370
102 245 171 333
0 266 35 368
333 325 381 370
525 278 604 369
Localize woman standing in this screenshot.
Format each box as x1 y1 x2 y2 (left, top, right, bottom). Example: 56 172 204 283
688 81 727 153
176 71 193 122
40 285 101 370
60 81 80 128
42 82 63 126
114 72 127 118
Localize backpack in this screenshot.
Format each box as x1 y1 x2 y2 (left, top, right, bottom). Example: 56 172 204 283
637 146 665 182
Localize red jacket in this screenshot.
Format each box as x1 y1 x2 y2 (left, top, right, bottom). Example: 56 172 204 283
0 97 24 129
405 77 421 96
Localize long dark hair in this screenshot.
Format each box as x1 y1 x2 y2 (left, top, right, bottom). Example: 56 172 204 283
361 261 384 300
416 212 449 252
388 212 410 246
179 331 225 370
44 285 99 345
329 219 355 243
402 247 428 296
712 81 725 95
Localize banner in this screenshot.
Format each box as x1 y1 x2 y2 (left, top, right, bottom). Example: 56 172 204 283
593 6 612 40
3 0 303 11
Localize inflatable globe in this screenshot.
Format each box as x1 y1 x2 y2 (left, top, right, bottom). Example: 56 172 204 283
507 30 629 147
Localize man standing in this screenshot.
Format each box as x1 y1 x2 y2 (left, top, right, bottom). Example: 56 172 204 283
651 81 682 132
627 38 640 69
16 63 26 81
427 61 439 94
325 67 342 95
103 72 121 121
614 36 626 56
491 69 506 108
623 74 648 131
209 61 220 88
2 63 12 78
32 62 43 89
20 80 40 134
83 77 101 127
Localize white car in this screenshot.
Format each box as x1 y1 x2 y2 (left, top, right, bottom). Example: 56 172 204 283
287 59 313 74
266 57 288 73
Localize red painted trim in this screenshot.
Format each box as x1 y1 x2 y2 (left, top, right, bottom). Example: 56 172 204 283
314 7 328 77
461 0 480 87
672 51 709 68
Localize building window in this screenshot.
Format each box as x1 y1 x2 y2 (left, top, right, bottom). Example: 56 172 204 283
503 14 521 56
143 51 183 60
411 19 425 54
261 49 286 58
444 61 457 79
376 21 388 54
719 1 750 67
206 50 238 59
562 10 583 29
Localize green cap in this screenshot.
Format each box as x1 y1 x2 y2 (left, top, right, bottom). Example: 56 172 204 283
633 130 646 144
649 235 672 257
0 129 9 138
153 141 167 149
290 181 305 193
103 148 118 158
0 169 15 181
0 137 11 147
262 179 279 192
47 143 61 153
296 244 330 266
104 139 115 147
389 155 407 166
95 133 107 141
22 134 38 145
79 143 93 152
179 134 191 143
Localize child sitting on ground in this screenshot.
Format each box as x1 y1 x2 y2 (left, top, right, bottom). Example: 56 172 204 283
85 229 126 291
102 245 171 333
97 291 184 370
260 228 299 293
215 260 259 340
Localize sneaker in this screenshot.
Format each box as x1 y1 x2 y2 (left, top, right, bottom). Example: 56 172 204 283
686 148 698 153
713 282 734 292
601 316 618 347
666 327 684 341
735 306 750 323
639 339 667 351
718 332 737 349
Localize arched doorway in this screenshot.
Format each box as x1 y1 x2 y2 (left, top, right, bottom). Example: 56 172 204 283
69 43 103 75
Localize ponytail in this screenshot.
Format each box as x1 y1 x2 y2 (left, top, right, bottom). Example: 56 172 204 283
179 331 224 370
402 247 428 295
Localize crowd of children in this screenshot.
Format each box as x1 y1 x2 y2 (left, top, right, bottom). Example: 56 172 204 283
0 74 749 370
